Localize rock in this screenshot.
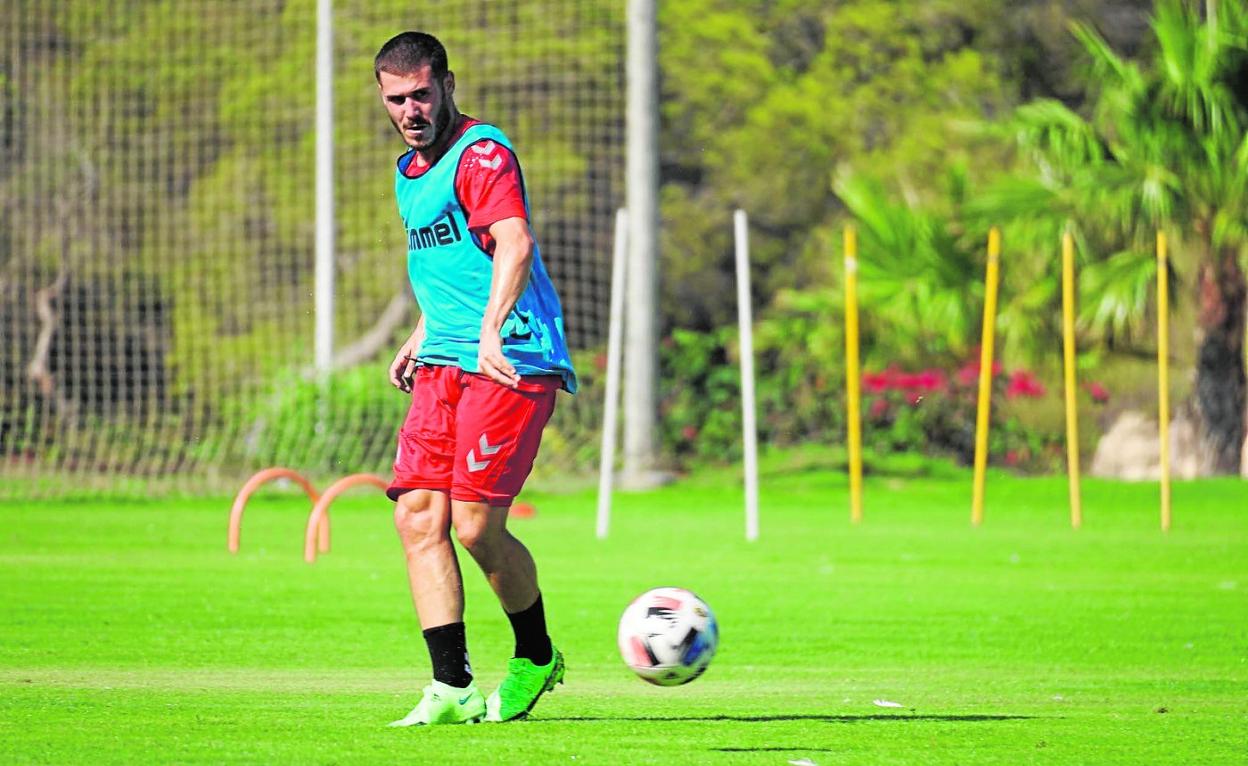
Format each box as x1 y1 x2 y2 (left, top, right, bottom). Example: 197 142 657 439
1090 407 1219 479
1090 411 1160 480
1168 405 1203 480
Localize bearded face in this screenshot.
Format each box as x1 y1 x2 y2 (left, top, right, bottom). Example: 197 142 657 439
378 65 455 152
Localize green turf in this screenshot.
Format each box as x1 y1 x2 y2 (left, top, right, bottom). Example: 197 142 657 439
1 459 1245 764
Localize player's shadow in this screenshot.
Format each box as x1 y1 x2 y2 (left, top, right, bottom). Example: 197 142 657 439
715 747 839 753
536 713 1037 724
713 747 838 753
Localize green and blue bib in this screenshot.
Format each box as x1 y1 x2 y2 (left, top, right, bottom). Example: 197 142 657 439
395 123 577 393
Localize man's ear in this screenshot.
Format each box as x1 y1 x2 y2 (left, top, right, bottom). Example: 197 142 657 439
443 71 455 98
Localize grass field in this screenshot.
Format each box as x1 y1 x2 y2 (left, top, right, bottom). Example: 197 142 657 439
2 456 1246 764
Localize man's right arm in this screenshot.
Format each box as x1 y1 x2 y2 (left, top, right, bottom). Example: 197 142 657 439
388 315 425 393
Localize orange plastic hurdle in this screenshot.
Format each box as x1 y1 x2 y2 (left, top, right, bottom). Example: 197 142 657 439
303 474 389 563
228 467 322 554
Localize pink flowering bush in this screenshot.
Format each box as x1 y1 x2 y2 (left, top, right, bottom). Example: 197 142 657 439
1085 380 1110 403
543 318 1111 476
630 309 1112 472
862 360 1060 470
1006 370 1046 399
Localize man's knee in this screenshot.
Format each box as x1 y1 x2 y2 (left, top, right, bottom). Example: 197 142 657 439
393 491 448 548
453 508 503 559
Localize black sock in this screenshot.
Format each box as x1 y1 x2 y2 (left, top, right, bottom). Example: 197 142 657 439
506 593 553 665
423 622 473 688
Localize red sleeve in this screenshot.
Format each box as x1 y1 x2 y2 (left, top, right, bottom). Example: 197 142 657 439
454 139 528 253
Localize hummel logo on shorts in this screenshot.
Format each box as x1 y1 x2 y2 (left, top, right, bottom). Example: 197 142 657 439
466 433 504 472
386 367 561 502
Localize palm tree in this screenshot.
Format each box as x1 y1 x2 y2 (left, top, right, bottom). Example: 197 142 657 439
983 0 1248 473
831 169 987 367
834 165 1071 374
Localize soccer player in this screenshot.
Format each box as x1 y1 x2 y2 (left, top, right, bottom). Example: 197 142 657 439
374 31 577 726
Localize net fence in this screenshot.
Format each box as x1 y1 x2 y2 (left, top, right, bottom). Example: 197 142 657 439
0 0 623 497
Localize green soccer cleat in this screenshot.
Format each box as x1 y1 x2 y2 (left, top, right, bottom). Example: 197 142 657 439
485 648 565 722
389 680 486 727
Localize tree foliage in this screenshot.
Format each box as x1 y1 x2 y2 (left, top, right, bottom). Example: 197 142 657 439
655 0 1155 351
979 0 1248 471
10 0 1217 477
658 0 1019 333
1 0 621 472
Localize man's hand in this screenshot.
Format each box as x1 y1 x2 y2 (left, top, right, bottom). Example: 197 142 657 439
478 330 520 388
389 322 424 393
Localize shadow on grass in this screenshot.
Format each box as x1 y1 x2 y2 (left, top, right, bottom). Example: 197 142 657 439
535 713 1038 724
714 747 838 753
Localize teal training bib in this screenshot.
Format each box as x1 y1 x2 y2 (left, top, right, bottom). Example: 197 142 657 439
395 123 578 393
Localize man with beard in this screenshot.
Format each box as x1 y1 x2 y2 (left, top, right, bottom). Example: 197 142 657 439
374 31 577 726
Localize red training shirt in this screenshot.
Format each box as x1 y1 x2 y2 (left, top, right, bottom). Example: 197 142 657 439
400 115 528 254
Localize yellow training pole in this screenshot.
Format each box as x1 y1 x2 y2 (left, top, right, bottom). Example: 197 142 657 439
1062 231 1083 528
1157 231 1172 532
971 228 1001 527
844 225 863 524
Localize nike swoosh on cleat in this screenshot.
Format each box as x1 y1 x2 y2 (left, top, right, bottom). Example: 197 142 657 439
458 695 473 705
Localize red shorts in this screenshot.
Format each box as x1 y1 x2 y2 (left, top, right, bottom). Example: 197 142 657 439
387 365 560 506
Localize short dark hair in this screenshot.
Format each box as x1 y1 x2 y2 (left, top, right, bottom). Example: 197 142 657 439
374 32 449 81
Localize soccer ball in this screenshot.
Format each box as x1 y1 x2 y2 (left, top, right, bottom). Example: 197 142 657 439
617 586 718 686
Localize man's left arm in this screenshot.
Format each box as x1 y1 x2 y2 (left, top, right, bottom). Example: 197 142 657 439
477 216 533 388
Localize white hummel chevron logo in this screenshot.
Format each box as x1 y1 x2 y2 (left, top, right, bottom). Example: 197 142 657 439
479 155 502 170
466 434 504 472
470 140 497 155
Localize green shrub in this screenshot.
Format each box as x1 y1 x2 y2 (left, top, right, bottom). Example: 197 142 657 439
207 364 408 478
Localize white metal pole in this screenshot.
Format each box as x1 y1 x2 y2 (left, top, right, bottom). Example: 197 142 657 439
623 0 660 487
597 209 629 539
734 210 760 542
314 0 335 376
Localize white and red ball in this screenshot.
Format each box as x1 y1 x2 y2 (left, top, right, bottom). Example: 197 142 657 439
617 586 718 686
